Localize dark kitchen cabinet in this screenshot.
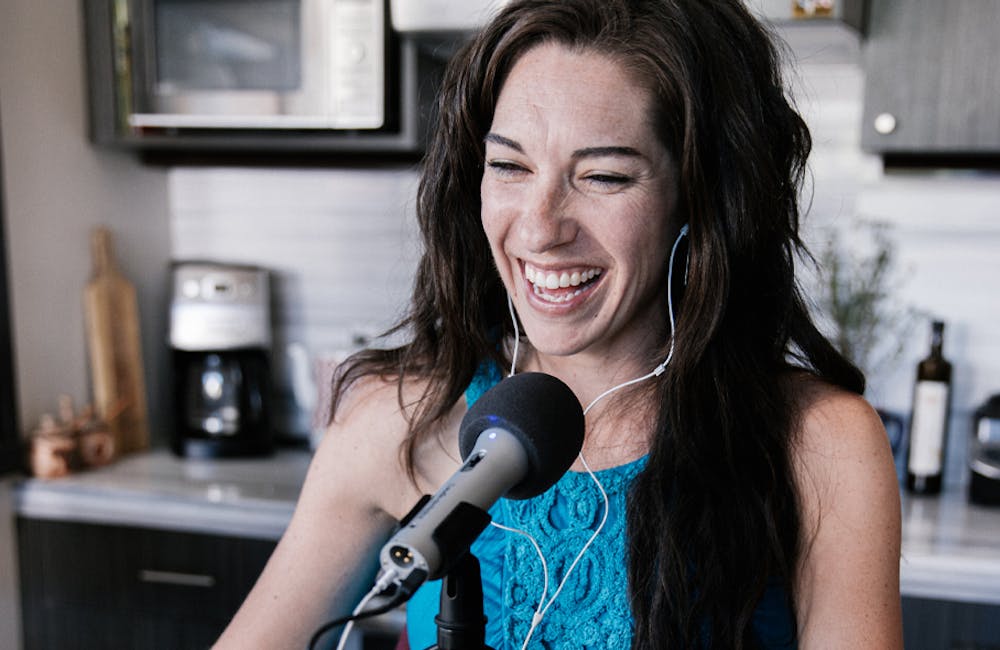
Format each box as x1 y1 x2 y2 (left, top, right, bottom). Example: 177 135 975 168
902 596 1000 650
861 0 1000 156
16 517 275 649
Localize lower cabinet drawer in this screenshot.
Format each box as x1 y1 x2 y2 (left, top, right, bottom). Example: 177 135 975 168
903 596 1000 650
17 517 276 650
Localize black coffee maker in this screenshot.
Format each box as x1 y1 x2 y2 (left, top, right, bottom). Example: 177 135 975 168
169 262 273 458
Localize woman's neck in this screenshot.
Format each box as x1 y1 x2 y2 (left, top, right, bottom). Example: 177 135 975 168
516 346 657 407
513 344 659 471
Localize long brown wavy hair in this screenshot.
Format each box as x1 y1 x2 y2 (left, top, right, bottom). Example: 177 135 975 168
331 1 864 647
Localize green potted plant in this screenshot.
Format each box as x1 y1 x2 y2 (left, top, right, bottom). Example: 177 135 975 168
812 219 916 456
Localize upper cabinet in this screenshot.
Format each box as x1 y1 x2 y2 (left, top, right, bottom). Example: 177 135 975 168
862 0 1000 157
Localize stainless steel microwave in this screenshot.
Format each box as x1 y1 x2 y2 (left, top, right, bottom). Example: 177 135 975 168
84 0 446 154
136 0 385 130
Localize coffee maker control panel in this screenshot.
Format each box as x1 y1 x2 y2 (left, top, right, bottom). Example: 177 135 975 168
170 263 271 351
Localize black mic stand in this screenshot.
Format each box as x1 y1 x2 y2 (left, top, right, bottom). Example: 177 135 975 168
424 551 494 650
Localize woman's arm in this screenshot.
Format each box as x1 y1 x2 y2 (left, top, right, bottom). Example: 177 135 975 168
214 377 443 650
793 385 903 649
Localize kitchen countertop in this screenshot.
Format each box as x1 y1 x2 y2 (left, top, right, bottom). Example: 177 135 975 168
899 490 1000 605
11 448 1000 605
13 448 310 540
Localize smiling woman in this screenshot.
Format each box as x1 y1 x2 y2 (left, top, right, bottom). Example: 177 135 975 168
215 2 902 649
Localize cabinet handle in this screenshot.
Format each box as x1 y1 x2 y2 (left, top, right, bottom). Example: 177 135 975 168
138 569 217 588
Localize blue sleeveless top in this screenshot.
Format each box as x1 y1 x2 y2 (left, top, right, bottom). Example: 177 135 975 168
405 365 797 649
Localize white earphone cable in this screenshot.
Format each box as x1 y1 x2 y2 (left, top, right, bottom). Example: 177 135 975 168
507 292 520 377
499 224 688 647
488 521 551 615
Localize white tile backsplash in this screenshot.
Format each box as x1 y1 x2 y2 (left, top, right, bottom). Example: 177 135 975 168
169 59 1000 486
170 166 422 353
169 166 424 439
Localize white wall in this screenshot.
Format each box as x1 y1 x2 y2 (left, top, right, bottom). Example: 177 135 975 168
1 1 172 646
0 1 172 438
168 166 422 356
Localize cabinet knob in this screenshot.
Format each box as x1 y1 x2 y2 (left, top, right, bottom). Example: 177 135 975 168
874 112 897 135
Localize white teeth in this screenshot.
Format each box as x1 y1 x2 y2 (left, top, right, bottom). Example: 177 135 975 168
524 264 602 289
522 263 603 303
532 283 586 303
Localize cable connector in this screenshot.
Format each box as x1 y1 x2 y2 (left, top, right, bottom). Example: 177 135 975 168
395 567 429 601
373 567 400 594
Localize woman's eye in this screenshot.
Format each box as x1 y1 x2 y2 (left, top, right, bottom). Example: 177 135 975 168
486 160 528 176
583 173 633 188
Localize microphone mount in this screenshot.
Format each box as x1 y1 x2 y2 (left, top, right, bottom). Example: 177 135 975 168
425 551 495 650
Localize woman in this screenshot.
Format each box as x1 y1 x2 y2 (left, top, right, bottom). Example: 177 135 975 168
217 1 902 648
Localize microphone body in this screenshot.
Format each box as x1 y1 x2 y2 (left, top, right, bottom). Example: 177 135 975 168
378 372 585 589
380 428 528 581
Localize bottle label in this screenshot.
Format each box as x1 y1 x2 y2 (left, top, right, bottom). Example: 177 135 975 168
909 380 949 476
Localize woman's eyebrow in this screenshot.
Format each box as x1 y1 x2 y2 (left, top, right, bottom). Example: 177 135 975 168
484 132 524 152
485 134 646 162
571 145 645 161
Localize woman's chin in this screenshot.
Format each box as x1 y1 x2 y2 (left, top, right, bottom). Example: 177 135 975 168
518 327 593 361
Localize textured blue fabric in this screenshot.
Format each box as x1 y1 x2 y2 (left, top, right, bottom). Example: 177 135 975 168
405 366 797 649
465 358 505 406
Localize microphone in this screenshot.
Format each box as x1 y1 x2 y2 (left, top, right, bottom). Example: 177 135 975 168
378 372 585 591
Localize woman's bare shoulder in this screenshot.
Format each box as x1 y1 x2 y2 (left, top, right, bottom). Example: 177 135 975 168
788 375 898 513
791 376 888 460
314 373 465 519
787 374 903 647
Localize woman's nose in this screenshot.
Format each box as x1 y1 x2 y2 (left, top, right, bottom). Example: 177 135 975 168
517 178 578 253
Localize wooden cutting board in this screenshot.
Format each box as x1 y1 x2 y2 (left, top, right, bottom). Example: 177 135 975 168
83 226 149 455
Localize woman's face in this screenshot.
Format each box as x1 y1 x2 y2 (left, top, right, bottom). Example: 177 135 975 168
481 43 680 365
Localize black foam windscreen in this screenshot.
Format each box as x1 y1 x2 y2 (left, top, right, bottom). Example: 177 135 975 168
459 372 585 500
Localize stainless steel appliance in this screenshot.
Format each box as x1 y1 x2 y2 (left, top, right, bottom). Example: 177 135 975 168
170 262 273 458
130 0 386 130
84 0 457 153
970 394 1000 505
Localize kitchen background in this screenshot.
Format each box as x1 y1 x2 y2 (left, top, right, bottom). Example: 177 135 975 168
2 0 1000 647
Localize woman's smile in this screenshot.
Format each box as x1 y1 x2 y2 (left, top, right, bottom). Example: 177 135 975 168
522 261 604 306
